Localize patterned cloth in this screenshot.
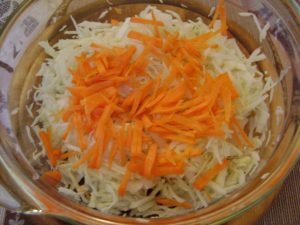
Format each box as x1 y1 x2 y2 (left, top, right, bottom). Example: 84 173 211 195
0 0 23 28
0 0 299 224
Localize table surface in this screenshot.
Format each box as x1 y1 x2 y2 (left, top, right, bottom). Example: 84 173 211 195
0 0 299 224
257 162 299 225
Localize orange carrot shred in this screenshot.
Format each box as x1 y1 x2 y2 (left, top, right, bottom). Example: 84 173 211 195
190 30 221 42
144 92 166 109
111 19 119 26
231 117 254 147
117 126 127 166
152 161 185 177
193 159 229 190
93 105 113 169
128 31 162 48
219 0 228 35
155 197 192 209
108 133 118 169
141 115 152 129
164 134 195 144
221 88 231 123
39 129 57 167
151 10 161 37
130 91 142 116
73 144 97 170
184 146 203 158
209 0 227 35
144 144 157 177
40 170 62 186
62 123 73 140
209 0 222 28
131 17 164 26
90 43 103 48
73 113 87 150
118 168 131 196
131 121 143 157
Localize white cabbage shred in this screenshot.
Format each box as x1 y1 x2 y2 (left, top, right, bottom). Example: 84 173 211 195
238 12 270 43
31 6 273 218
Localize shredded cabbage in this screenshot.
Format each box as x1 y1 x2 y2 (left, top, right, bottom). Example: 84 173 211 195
239 12 270 43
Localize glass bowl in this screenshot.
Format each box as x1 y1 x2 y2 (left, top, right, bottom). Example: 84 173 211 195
0 0 299 224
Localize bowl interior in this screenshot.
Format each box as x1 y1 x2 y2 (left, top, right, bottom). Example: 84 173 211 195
3 0 296 224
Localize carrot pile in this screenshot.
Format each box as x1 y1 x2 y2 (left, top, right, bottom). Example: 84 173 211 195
39 0 252 198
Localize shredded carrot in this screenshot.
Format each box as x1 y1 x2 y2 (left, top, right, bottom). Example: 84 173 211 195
108 137 120 169
90 43 103 48
61 105 82 121
131 121 143 157
155 197 192 209
219 0 228 35
163 33 179 53
131 16 164 26
183 146 203 158
62 123 73 140
41 3 248 198
127 31 162 48
128 161 144 175
151 10 161 38
232 130 243 147
152 161 185 177
159 82 186 106
190 30 221 43
221 88 231 123
39 129 58 167
40 170 62 186
73 113 87 150
72 146 95 170
165 134 195 144
216 73 239 98
130 91 142 116
193 159 229 190
141 114 152 129
181 100 210 116
118 168 131 196
143 92 166 109
117 126 127 166
125 124 133 149
92 106 113 169
111 19 119 25
209 0 222 27
209 0 227 35
231 117 254 147
144 144 157 177
158 124 195 138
